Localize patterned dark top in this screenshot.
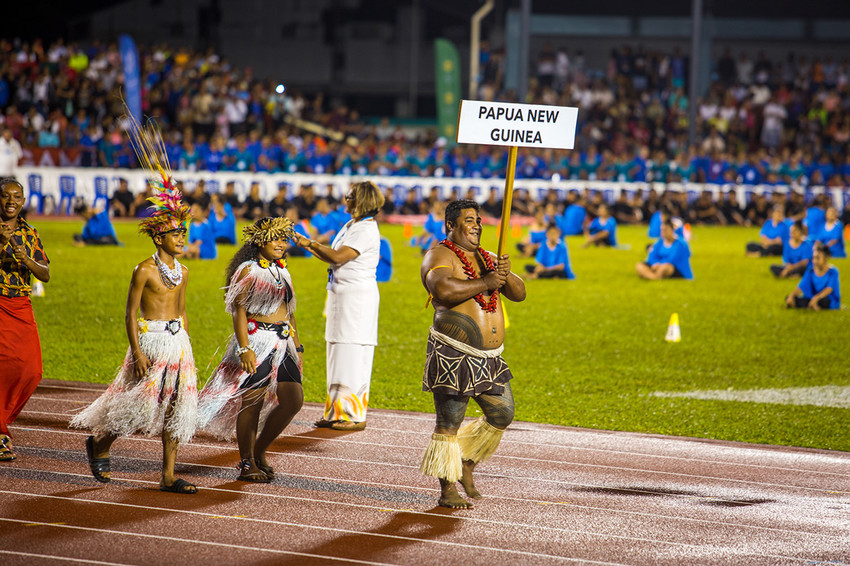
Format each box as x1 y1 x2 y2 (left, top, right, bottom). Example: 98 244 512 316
0 217 49 297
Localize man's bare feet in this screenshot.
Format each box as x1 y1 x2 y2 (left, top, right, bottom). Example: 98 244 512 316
438 478 473 509
458 459 482 499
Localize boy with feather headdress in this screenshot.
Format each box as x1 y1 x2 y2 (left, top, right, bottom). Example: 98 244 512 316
71 120 200 494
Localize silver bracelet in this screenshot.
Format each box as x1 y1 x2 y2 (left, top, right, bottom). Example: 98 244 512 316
236 345 253 356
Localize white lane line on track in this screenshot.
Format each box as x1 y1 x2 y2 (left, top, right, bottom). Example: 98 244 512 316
0 491 627 566
17 411 850 485
0 549 133 566
23 405 850 477
3 462 843 540
6 468 844 561
14 424 850 498
0 517 395 566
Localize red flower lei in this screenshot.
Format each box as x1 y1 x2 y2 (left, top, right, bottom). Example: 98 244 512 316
440 239 499 312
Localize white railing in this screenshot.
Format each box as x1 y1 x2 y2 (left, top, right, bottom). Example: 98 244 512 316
14 166 850 212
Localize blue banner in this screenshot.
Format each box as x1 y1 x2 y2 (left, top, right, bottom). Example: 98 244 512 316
118 34 141 125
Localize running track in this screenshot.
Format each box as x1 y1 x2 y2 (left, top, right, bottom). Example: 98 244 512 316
1 380 848 565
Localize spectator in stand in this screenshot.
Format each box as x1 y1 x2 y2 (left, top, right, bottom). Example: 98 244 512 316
814 207 846 258
636 221 694 280
525 223 575 280
583 203 617 248
184 180 210 210
109 178 135 218
771 221 812 278
481 188 503 218
132 186 154 218
744 193 770 227
398 188 420 215
720 190 745 225
267 185 290 218
381 188 396 215
746 206 788 257
0 128 23 179
785 242 840 310
208 193 237 245
242 182 266 221
292 183 316 220
183 203 217 260
611 191 641 224
72 202 119 246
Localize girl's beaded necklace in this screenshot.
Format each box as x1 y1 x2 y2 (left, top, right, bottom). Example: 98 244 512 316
440 239 499 312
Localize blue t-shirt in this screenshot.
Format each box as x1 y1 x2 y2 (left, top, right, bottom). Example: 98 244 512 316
798 265 841 309
647 214 686 239
760 219 790 243
208 204 237 245
81 211 117 242
559 204 586 236
535 240 575 279
311 212 337 238
783 239 813 266
646 238 693 279
815 222 846 258
189 220 217 259
529 229 547 245
805 207 826 239
293 221 313 258
376 237 392 282
589 216 617 246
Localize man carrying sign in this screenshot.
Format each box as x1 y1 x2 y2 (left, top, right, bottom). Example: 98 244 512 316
419 199 526 509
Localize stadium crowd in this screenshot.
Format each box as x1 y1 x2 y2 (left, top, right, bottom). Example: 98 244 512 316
1 38 850 190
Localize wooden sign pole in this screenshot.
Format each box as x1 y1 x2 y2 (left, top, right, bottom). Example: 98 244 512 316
496 145 518 257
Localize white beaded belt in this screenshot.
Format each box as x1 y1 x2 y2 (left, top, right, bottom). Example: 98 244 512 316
139 318 183 335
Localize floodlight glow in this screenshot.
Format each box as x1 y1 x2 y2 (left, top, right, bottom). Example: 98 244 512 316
275 84 286 94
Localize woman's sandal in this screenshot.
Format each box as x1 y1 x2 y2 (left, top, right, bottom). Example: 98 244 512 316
85 436 111 483
0 435 16 462
314 419 335 428
159 478 198 494
330 420 366 431
237 459 271 483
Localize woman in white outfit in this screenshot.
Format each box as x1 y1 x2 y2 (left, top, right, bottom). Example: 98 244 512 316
295 181 384 431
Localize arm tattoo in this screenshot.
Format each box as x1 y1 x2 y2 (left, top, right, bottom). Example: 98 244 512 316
433 310 484 349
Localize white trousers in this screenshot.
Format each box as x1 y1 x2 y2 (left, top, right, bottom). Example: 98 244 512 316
323 342 375 422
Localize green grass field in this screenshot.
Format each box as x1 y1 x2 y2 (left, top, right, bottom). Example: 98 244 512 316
29 218 849 451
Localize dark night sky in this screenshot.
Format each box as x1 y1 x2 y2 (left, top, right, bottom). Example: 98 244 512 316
8 0 850 42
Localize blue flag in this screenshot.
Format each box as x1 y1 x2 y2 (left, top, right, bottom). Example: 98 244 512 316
119 35 142 125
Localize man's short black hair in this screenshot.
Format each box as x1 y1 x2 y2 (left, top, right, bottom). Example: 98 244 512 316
445 199 480 231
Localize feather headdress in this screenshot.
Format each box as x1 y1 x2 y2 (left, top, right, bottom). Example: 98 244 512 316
243 217 296 245
125 110 190 237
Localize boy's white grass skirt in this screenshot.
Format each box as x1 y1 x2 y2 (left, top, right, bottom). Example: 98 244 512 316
70 324 198 444
197 328 294 441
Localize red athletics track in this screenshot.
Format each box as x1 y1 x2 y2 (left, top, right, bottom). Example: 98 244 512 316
1 380 849 565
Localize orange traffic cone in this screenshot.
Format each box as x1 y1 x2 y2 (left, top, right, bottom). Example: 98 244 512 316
403 223 413 239
511 223 522 238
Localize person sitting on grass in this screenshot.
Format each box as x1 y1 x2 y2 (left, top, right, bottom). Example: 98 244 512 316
208 193 237 245
524 223 575 279
746 206 788 257
770 221 812 278
311 198 338 245
516 207 547 257
559 193 586 236
583 203 617 248
71 175 199 494
636 220 693 280
648 206 685 240
183 203 217 260
414 200 446 253
785 242 840 310
285 205 314 258
72 201 120 246
814 207 845 259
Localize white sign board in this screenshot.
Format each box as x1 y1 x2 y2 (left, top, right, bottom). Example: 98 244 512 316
456 100 579 150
